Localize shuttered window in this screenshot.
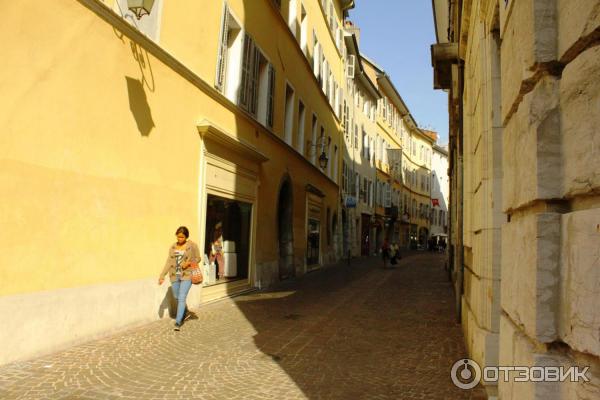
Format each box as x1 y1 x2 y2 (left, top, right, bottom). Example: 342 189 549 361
267 64 276 128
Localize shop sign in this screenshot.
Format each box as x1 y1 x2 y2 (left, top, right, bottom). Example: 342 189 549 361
345 195 357 208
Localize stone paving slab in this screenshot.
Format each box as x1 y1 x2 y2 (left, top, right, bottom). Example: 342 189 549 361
0 253 484 399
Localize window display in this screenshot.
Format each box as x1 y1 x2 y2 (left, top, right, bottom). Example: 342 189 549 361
307 218 320 266
203 195 251 286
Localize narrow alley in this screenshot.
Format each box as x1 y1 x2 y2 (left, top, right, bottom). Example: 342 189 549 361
0 253 483 399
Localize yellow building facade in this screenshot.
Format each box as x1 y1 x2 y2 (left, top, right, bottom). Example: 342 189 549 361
361 56 435 249
0 0 353 365
340 29 381 257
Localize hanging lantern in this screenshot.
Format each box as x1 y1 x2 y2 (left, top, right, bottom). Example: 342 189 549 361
318 151 329 170
127 0 156 19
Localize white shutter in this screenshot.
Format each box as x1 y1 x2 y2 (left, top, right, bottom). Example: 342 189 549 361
346 55 355 78
384 184 392 208
215 4 230 91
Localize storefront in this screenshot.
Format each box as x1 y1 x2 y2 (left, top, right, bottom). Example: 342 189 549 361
306 187 324 270
197 122 267 302
361 213 371 256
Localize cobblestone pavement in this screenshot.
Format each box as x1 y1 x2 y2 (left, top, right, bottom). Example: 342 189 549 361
0 252 485 399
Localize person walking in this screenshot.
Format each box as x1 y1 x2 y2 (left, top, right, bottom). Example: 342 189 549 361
381 238 391 269
158 226 201 331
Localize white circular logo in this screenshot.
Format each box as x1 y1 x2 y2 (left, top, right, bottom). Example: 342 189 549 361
451 358 482 389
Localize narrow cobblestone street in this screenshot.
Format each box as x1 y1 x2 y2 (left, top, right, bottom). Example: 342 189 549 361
0 253 483 399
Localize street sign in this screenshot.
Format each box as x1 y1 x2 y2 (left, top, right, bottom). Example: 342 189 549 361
345 195 357 208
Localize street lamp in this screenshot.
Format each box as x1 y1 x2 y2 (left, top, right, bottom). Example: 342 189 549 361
308 135 331 171
318 151 329 170
128 0 156 19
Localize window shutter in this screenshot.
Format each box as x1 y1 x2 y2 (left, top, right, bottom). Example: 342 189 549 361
384 184 392 208
239 33 252 107
267 64 276 128
346 55 355 78
249 50 261 115
215 4 230 91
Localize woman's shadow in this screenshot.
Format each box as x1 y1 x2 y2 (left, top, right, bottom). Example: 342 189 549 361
158 287 176 319
157 287 198 321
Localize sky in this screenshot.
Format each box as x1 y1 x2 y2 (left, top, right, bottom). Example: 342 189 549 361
348 0 448 145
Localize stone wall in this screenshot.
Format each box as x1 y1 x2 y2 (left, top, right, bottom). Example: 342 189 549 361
455 1 600 398
498 0 600 398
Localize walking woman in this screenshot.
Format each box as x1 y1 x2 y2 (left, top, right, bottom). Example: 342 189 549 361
381 238 391 269
158 226 200 331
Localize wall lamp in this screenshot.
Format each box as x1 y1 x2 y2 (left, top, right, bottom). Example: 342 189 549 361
307 135 331 171
128 0 155 19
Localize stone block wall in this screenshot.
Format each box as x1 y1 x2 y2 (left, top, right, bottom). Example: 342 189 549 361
496 0 600 398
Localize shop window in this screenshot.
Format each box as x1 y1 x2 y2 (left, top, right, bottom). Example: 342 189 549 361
327 208 331 245
307 219 320 265
203 195 252 286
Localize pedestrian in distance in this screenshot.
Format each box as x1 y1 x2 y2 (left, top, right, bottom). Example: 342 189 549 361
158 226 201 331
381 238 391 269
390 242 400 266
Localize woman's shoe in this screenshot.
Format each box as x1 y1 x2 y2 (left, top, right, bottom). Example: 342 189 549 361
174 323 181 331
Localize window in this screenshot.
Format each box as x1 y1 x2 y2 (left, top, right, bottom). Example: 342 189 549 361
313 35 321 83
283 84 295 145
215 4 242 98
257 57 276 129
300 5 308 56
239 34 260 114
310 114 318 163
297 100 306 154
362 129 368 159
322 60 329 95
288 0 298 36
354 124 358 149
216 10 275 129
343 101 350 142
333 145 339 183
346 55 356 78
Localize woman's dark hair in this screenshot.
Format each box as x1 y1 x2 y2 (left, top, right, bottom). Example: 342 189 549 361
175 226 189 238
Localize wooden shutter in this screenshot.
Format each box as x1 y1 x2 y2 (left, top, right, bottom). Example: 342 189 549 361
249 48 261 115
215 4 230 91
239 33 252 108
267 64 275 128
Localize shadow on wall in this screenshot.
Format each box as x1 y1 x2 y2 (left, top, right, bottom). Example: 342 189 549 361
158 286 176 319
125 76 155 136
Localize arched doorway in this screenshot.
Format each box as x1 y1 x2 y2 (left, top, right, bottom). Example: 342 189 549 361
277 176 294 280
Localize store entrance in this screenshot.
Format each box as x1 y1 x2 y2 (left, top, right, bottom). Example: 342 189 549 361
203 195 251 286
361 214 370 256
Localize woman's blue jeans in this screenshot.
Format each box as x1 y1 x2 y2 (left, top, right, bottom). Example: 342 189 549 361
171 278 192 325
